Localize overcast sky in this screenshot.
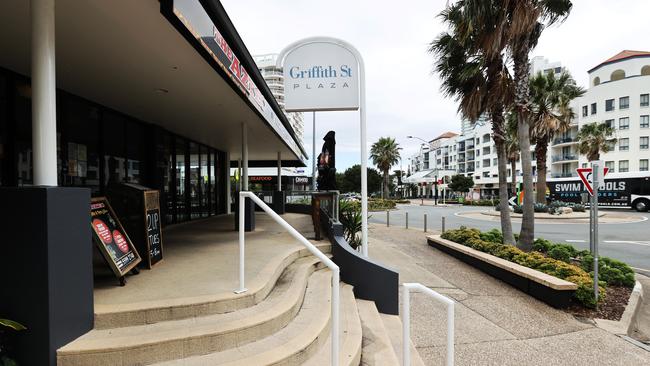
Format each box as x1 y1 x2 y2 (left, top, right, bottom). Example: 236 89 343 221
221 0 650 173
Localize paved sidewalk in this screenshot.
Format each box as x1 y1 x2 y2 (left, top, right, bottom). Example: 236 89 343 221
367 223 650 366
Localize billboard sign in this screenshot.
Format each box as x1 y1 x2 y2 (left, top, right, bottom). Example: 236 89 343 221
281 41 360 111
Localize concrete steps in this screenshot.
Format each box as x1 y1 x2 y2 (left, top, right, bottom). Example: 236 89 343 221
57 256 327 366
303 282 362 366
356 299 400 366
93 242 331 328
58 237 413 366
153 269 339 366
380 314 426 366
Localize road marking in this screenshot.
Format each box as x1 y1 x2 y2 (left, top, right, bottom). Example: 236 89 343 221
565 239 586 243
603 240 650 247
632 266 650 273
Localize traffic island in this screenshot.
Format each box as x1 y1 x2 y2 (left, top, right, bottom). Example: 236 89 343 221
427 235 577 308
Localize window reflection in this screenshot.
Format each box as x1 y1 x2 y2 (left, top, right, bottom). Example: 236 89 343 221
176 138 187 222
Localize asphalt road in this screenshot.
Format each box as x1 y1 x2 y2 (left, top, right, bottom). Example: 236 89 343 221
369 203 650 275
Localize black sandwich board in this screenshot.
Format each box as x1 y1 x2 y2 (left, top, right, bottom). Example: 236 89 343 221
90 197 141 285
107 183 164 268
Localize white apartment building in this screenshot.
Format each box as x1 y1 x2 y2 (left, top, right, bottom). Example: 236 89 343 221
254 53 305 141
407 51 650 199
560 50 650 176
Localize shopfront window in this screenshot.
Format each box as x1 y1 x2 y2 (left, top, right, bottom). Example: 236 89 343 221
154 130 174 225
189 142 201 220
200 146 209 218
175 137 187 222
14 80 33 186
210 151 217 215
60 96 101 194
0 73 7 186
125 119 147 184
102 111 126 187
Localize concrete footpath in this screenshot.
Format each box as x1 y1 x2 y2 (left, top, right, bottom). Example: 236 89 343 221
367 223 650 366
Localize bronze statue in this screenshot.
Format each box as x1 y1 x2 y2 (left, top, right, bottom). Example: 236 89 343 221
317 131 337 191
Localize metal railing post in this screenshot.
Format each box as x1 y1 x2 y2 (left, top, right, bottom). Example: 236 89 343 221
406 212 409 229
442 216 446 233
402 283 454 366
402 285 410 366
235 193 247 294
387 210 390 227
424 214 427 232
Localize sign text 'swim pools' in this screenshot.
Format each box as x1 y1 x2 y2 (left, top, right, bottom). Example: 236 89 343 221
289 65 353 90
553 181 626 192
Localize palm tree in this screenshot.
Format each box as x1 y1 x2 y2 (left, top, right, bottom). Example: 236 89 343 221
505 115 520 197
529 71 585 203
431 1 516 244
459 0 573 250
370 137 401 199
576 122 616 161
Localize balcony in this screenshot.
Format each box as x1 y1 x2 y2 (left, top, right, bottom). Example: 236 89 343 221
551 154 578 163
552 136 577 146
552 172 578 178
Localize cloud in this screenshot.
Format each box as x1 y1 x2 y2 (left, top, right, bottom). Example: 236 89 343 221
221 0 650 171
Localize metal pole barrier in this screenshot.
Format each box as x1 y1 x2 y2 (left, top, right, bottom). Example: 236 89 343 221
405 212 409 229
593 165 600 303
424 213 427 232
387 210 390 227
235 192 247 293
442 216 446 233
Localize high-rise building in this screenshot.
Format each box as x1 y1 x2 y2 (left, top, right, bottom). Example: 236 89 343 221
254 53 305 142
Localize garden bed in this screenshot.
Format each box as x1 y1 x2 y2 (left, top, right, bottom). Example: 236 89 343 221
429 227 636 311
428 235 577 308
567 285 632 320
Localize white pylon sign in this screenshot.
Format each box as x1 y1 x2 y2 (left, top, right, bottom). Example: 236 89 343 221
277 37 369 257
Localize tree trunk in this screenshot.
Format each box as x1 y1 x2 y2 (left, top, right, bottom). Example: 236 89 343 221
535 136 549 203
513 48 535 251
383 170 390 199
491 111 516 245
511 160 517 197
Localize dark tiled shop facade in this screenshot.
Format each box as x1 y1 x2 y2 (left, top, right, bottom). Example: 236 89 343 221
0 68 228 225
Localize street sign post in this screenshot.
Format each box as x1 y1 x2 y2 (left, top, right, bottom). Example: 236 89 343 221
577 162 608 305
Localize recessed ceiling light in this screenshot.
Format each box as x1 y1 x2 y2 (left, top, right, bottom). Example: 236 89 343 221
155 88 169 94
171 66 179 70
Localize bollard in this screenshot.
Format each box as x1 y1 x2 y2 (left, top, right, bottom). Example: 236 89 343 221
424 213 427 232
406 212 409 229
387 210 390 227
442 216 446 233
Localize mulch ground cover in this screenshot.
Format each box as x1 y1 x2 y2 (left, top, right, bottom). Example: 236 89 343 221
566 285 632 320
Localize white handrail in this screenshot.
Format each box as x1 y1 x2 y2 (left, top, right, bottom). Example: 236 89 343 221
236 191 340 366
402 283 454 366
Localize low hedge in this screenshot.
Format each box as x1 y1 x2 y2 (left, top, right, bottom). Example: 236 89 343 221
462 199 499 206
441 227 606 308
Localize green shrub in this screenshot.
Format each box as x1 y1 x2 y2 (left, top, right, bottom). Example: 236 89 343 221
583 256 636 287
571 203 586 212
480 229 503 244
462 199 499 206
534 203 548 213
441 228 605 307
367 198 397 211
513 205 523 214
548 245 572 263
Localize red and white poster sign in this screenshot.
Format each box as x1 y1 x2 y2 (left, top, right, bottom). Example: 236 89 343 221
576 167 609 196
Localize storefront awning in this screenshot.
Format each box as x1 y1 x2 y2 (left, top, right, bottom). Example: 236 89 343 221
404 170 436 184
0 0 307 166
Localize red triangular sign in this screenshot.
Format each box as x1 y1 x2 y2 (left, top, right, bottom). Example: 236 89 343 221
576 167 609 196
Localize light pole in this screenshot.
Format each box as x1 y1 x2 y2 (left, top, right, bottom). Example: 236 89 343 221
398 147 404 199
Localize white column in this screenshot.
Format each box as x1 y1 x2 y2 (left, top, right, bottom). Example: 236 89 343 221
31 0 58 186
359 53 368 257
242 122 248 191
277 151 281 191
312 112 317 191
237 159 242 191
225 151 231 214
